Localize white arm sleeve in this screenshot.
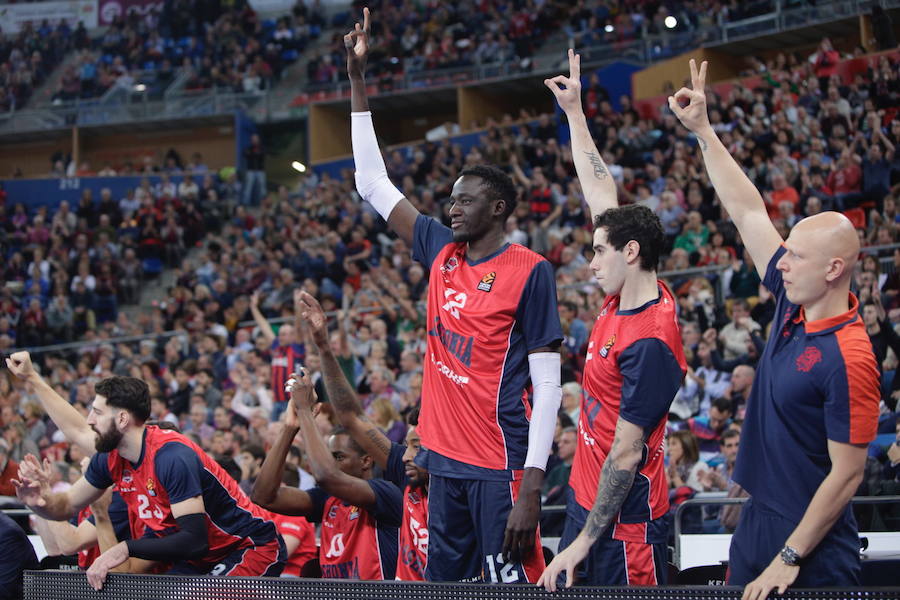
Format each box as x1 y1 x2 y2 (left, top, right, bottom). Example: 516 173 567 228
524 352 562 471
351 111 406 221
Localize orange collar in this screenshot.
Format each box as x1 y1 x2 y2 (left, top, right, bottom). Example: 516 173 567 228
791 292 860 335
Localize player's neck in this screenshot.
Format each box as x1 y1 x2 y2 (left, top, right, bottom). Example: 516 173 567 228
118 426 147 463
618 270 659 311
465 229 506 262
802 285 851 323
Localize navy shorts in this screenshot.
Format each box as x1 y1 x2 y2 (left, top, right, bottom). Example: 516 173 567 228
425 474 544 583
557 488 668 586
167 535 287 577
728 499 860 587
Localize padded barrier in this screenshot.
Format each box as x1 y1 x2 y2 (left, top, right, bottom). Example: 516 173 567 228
23 571 900 600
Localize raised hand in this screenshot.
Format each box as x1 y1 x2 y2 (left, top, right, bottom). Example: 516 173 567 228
668 59 712 138
544 49 583 115
297 291 329 347
344 7 370 79
12 455 51 507
286 370 317 413
5 350 37 382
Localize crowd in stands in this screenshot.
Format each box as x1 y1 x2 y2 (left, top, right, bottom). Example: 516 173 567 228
48 0 328 104
3 32 900 565
0 19 87 111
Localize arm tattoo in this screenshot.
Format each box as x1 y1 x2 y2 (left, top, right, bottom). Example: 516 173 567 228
583 429 646 540
584 151 609 180
365 427 392 457
697 136 709 152
320 350 364 416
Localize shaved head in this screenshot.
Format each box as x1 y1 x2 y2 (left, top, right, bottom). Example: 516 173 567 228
791 211 859 279
777 211 859 317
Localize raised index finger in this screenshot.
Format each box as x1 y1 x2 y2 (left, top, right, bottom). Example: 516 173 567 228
698 60 708 90
362 6 370 35
689 58 698 89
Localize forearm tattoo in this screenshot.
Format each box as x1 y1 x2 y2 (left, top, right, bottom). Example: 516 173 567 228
584 151 609 180
365 426 392 456
697 136 709 152
584 433 644 540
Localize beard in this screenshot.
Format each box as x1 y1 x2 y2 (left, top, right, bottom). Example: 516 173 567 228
94 424 124 453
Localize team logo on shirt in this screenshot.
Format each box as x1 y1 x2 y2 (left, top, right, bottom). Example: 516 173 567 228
796 346 822 372
599 335 616 358
477 272 496 293
440 256 460 274
348 506 360 521
328 505 338 519
122 470 133 484
146 478 157 497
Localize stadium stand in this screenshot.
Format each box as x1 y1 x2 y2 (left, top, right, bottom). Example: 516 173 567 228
1 0 900 596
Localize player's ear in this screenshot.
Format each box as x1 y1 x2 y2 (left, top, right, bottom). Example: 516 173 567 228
360 452 374 471
625 239 642 265
493 198 506 218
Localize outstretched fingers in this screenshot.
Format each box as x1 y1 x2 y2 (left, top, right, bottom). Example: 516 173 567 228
568 48 580 80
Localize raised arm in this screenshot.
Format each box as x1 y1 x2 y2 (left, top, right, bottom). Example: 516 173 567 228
346 7 419 246
6 352 95 454
14 456 104 521
251 418 315 517
545 50 617 220
249 290 276 345
297 292 392 469
669 60 782 279
288 370 378 508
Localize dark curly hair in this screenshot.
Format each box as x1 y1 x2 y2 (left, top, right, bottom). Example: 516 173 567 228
95 376 151 423
458 165 518 219
594 205 665 272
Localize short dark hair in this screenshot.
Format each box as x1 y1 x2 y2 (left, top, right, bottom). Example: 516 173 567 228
711 397 733 415
95 376 151 423
241 444 265 463
720 429 740 444
458 165 517 219
331 425 364 455
406 407 420 427
593 205 665 272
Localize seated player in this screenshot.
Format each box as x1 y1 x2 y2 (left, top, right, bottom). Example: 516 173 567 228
7 352 285 590
252 369 402 580
296 291 429 580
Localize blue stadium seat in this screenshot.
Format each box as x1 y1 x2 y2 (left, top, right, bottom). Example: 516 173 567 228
142 258 163 278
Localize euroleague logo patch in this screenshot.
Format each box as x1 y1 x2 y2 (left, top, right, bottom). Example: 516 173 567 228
477 271 496 292
796 346 822 372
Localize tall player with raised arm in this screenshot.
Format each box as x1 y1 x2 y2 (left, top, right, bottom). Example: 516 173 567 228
346 8 563 583
538 50 687 590
669 59 879 599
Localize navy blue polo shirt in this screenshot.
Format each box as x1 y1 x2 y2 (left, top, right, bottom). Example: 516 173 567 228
733 245 880 524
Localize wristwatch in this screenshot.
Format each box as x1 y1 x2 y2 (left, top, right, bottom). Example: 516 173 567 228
780 545 801 567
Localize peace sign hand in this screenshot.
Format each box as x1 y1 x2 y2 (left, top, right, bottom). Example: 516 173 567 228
545 49 583 115
668 59 712 136
344 7 370 79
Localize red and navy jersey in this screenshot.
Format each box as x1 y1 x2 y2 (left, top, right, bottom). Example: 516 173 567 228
271 513 317 577
570 284 686 543
271 341 306 404
308 479 402 580
734 245 880 523
76 491 132 569
412 215 563 480
85 426 281 570
385 443 428 581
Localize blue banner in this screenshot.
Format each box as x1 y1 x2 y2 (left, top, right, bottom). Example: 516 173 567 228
0 175 196 212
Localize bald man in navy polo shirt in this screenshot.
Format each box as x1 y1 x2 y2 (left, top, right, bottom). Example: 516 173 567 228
671 61 880 600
